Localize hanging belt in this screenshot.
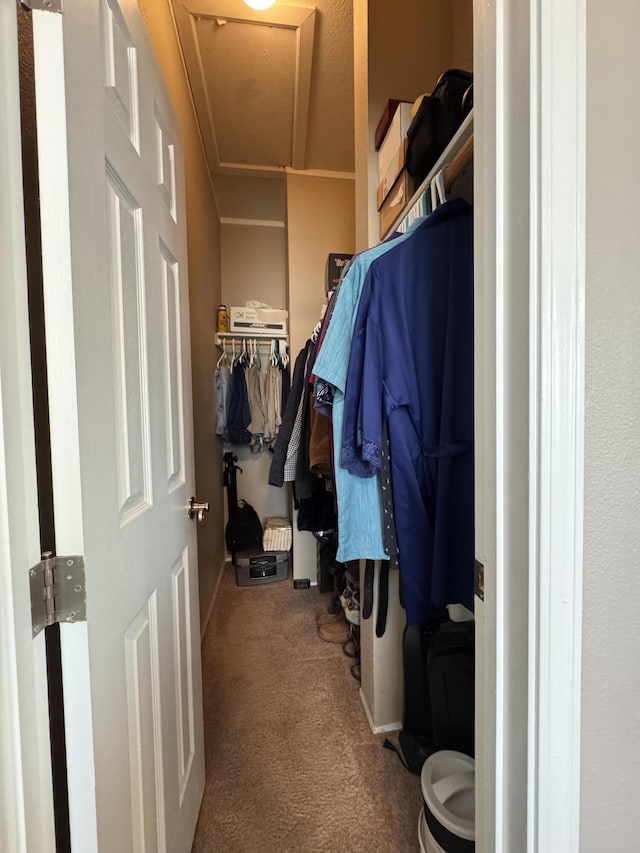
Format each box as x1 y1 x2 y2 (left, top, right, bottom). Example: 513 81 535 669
362 559 391 638
376 560 390 637
362 560 375 620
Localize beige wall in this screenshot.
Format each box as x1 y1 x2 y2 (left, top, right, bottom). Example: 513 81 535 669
221 223 287 310
286 174 356 358
220 222 289 529
451 0 473 71
137 0 225 628
581 0 640 845
286 174 355 580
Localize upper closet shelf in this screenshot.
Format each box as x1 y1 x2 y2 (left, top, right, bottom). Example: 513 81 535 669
382 110 474 240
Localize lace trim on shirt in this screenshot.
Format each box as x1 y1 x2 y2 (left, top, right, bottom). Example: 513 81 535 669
341 441 379 478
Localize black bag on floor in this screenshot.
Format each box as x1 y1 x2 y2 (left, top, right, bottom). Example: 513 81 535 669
226 500 263 555
405 69 473 188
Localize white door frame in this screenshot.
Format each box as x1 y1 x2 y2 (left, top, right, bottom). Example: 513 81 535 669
478 0 587 850
527 0 586 849
0 1 55 849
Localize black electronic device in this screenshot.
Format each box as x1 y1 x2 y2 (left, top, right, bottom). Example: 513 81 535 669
234 550 289 586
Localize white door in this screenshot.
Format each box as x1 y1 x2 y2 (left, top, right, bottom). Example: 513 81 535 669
30 0 205 849
0 1 56 850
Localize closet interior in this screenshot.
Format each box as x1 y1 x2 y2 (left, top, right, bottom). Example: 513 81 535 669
175 0 477 848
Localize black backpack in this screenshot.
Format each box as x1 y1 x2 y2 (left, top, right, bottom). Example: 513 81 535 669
405 69 473 189
226 500 263 555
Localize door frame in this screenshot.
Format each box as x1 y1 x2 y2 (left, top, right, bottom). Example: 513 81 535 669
526 0 586 848
478 0 586 850
0 0 55 849
1 0 587 848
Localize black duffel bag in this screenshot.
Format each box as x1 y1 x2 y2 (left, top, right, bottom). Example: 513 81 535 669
405 69 473 188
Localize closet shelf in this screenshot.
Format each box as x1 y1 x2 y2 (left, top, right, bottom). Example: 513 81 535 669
382 109 474 240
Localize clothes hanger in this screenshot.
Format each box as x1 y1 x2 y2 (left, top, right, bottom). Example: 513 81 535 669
216 337 228 368
435 168 447 206
430 167 448 211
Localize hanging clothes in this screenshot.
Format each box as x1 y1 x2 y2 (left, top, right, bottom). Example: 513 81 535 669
245 364 267 437
312 219 426 564
227 361 252 445
341 198 474 623
269 340 312 486
263 365 281 442
214 361 232 441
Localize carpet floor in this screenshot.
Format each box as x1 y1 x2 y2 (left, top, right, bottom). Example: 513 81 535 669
192 565 422 852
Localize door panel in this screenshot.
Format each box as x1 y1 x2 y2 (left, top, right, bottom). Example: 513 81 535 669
124 593 165 853
105 165 153 522
32 0 204 848
159 242 185 490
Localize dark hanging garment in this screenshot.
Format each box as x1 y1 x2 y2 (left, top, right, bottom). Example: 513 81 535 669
280 360 291 413
296 477 337 533
227 362 252 445
269 340 312 486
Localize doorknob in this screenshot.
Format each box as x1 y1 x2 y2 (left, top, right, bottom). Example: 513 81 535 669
187 497 209 522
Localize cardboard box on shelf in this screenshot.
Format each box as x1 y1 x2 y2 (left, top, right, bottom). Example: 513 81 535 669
379 169 411 239
374 99 413 151
377 138 408 209
377 101 413 185
229 306 288 336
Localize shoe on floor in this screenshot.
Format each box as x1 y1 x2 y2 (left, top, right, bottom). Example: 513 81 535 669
344 598 360 625
317 610 344 626
318 621 350 643
342 637 359 658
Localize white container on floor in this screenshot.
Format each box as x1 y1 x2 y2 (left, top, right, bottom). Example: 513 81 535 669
420 750 475 852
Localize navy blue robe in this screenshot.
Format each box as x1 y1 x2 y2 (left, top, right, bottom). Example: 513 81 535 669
341 199 474 623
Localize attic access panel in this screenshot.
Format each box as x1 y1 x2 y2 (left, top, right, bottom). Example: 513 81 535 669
195 17 296 167
171 0 316 173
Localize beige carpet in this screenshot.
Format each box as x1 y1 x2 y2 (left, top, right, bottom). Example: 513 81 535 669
192 565 422 853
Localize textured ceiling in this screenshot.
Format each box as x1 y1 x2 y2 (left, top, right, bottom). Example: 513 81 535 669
170 0 354 219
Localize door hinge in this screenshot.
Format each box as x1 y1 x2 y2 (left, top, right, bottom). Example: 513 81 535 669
19 0 62 14
474 558 485 601
30 552 86 637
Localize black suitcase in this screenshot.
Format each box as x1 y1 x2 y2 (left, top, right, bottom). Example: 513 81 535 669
405 69 473 188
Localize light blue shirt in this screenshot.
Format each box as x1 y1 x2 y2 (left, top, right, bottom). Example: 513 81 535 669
313 222 424 561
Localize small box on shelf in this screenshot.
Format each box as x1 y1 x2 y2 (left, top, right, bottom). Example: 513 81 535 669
377 102 413 186
374 98 413 151
377 138 408 209
379 169 412 238
229 306 288 336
